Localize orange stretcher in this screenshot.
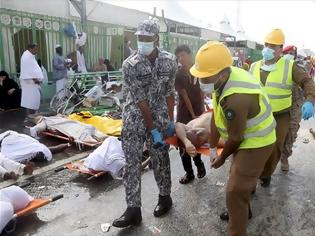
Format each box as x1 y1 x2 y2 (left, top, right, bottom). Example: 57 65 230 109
55 160 107 180
13 194 63 218
165 136 223 156
42 131 102 148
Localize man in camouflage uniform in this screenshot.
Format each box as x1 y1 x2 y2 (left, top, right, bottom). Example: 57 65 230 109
280 45 304 171
112 19 177 228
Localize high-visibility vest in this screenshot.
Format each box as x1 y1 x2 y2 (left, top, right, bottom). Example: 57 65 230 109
213 66 276 149
250 57 294 113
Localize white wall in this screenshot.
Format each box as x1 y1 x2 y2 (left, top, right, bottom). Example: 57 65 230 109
0 0 70 18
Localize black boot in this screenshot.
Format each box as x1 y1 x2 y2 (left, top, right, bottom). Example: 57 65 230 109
260 176 271 188
112 207 142 228
153 195 172 217
219 208 252 221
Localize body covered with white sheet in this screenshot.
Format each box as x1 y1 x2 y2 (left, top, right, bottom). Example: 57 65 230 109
84 137 125 178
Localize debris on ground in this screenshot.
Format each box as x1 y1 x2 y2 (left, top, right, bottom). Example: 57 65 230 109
101 223 111 232
148 225 161 235
215 182 225 187
303 138 310 144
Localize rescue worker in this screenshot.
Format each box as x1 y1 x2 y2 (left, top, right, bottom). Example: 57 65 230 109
280 45 304 171
190 41 276 236
250 29 315 186
112 19 177 228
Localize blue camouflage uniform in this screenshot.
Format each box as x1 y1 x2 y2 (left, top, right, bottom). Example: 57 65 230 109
122 20 177 207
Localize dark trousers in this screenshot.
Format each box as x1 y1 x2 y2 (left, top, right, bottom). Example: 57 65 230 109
179 148 202 176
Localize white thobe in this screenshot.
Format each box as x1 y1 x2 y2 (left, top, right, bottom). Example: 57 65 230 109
0 153 25 179
19 50 43 110
77 51 87 73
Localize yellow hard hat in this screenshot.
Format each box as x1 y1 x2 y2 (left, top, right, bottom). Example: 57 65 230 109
190 41 233 78
264 29 285 45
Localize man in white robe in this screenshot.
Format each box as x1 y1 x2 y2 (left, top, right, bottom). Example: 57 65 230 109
76 46 87 73
19 43 43 114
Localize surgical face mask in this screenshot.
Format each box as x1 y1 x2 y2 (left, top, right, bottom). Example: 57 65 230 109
283 54 295 61
137 41 155 55
261 63 276 72
199 81 215 94
262 47 275 61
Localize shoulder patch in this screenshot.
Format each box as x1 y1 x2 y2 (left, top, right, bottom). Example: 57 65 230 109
126 54 140 67
224 109 236 121
160 50 176 61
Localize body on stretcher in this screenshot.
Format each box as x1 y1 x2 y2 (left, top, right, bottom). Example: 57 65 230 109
165 136 223 156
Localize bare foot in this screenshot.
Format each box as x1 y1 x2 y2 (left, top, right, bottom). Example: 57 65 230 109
3 171 19 180
23 161 34 175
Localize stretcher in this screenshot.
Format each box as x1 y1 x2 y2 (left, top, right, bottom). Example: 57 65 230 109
14 194 64 218
42 130 102 148
165 136 223 156
55 160 107 180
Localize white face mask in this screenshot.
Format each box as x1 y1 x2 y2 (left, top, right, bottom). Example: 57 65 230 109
199 81 215 94
137 41 155 55
261 63 277 72
283 54 295 61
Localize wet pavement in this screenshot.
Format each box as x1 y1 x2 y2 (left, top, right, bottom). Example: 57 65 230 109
1 109 315 236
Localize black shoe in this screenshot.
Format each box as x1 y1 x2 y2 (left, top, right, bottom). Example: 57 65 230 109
179 173 195 184
260 176 271 188
112 207 142 228
153 195 172 217
197 162 206 179
219 208 252 221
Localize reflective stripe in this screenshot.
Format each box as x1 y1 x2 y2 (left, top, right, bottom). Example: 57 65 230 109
265 59 292 89
218 127 227 133
244 120 276 139
268 94 291 99
246 97 271 128
265 82 292 89
282 59 290 85
222 80 261 94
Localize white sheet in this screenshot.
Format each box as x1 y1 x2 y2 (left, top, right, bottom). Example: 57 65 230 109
84 137 126 178
0 131 52 162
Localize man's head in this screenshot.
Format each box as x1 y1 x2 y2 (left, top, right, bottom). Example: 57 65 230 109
190 41 233 94
135 19 160 56
282 45 297 60
186 127 209 148
28 43 39 55
262 29 285 62
0 70 9 82
55 44 62 55
175 45 192 69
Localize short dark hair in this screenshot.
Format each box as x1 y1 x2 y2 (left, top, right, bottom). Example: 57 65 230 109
175 45 191 55
28 43 37 49
0 70 9 78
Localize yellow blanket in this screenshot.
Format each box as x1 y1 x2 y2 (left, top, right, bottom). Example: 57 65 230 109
69 111 122 136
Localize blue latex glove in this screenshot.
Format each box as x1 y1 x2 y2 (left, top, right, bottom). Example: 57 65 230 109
301 101 314 120
165 121 175 137
151 128 165 148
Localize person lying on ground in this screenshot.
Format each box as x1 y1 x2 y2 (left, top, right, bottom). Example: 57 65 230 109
82 137 150 178
0 186 33 233
0 130 71 163
0 153 34 180
175 112 225 157
29 115 107 144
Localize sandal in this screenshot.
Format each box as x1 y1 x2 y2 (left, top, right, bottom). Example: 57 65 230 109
179 173 195 184
197 162 206 179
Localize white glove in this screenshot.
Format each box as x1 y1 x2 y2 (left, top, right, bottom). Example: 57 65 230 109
210 147 218 162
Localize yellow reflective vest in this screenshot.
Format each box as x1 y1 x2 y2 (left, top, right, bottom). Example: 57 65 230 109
213 67 276 149
250 57 294 112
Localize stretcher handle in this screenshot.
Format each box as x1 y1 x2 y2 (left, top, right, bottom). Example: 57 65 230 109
55 166 66 172
51 194 64 202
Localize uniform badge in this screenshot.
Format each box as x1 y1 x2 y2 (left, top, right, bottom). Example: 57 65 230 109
225 109 235 120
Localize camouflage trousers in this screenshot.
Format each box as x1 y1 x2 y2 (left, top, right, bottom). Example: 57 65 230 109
281 86 304 160
122 127 171 207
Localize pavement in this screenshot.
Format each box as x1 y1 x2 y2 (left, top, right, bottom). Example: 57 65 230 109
1 109 315 236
